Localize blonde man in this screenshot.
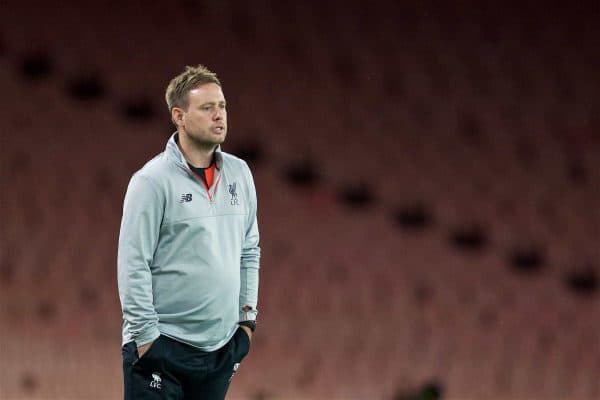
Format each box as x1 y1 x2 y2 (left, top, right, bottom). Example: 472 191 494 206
118 65 260 399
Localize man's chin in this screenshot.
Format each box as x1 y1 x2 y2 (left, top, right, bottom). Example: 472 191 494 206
212 136 226 146
188 133 226 148
214 133 227 144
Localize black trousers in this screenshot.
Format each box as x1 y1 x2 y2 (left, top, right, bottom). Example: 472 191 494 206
122 327 250 400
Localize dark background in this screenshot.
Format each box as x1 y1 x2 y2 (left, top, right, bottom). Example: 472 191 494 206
1 1 599 399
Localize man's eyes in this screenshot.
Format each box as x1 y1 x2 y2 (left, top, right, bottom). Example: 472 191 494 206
201 104 226 110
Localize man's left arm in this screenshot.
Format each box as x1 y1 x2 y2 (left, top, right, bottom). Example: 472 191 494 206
239 162 260 340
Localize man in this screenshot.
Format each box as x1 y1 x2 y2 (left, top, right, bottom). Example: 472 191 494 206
118 65 260 400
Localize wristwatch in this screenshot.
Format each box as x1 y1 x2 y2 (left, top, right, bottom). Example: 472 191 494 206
238 320 257 332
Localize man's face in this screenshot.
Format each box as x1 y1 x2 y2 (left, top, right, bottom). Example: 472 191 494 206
176 83 227 148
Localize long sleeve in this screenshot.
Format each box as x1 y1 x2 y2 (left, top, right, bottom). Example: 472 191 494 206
117 174 163 346
239 163 261 321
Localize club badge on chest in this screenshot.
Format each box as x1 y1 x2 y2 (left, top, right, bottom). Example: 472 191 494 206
228 182 239 206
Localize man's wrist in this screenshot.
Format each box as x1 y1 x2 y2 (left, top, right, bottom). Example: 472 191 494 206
238 320 257 332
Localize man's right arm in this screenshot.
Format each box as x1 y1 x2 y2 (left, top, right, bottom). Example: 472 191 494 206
117 174 163 348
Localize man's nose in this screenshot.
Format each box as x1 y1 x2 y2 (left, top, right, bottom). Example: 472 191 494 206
213 109 224 120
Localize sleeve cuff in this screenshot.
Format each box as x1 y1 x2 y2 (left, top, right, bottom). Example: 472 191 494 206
133 326 161 347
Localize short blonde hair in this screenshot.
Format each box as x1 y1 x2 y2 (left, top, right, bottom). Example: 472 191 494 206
165 65 221 112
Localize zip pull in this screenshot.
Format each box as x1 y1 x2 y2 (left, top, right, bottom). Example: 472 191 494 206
211 172 223 201
188 166 222 202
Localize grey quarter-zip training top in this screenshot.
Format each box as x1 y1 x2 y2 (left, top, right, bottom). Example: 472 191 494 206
118 132 260 351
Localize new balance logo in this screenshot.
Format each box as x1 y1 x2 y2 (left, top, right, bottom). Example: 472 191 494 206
150 372 162 389
179 193 192 203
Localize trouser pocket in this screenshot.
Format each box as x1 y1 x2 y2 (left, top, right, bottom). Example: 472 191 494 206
232 327 251 363
122 337 183 400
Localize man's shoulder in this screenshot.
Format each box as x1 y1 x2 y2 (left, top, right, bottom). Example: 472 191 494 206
132 152 171 184
221 151 250 172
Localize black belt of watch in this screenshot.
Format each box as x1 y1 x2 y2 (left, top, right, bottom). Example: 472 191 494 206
238 320 257 332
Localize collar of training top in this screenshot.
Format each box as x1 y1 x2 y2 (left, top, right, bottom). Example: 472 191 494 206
166 131 223 171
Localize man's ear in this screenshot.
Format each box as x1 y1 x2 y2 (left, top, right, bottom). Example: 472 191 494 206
172 107 185 126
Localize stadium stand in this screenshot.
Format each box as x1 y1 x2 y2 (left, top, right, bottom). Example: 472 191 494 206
1 1 598 399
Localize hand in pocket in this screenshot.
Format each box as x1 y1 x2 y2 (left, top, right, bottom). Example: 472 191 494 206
137 340 155 359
